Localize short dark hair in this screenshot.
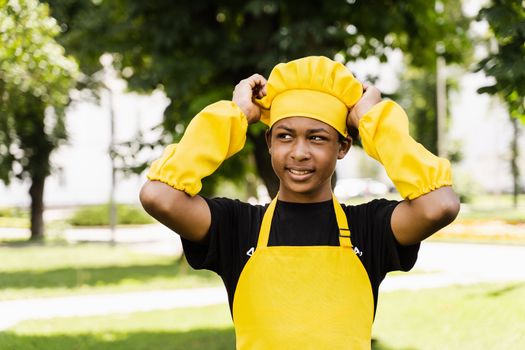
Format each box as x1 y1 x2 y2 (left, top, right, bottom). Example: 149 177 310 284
338 127 357 144
347 126 359 141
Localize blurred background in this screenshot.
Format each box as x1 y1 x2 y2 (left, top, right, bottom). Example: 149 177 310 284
1 0 524 349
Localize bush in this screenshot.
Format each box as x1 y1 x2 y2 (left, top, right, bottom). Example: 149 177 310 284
0 207 28 218
68 204 154 226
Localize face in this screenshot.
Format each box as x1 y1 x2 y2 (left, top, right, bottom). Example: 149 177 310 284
266 117 351 203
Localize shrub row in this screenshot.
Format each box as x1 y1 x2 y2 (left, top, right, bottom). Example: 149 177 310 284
68 204 154 226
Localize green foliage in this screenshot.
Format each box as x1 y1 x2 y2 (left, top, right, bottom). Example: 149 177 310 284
396 67 439 153
68 204 154 226
476 0 525 122
391 0 472 153
46 0 472 194
0 206 29 228
476 0 525 206
0 0 79 184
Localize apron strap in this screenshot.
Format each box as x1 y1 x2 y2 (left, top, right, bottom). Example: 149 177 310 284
256 194 353 249
256 196 278 249
333 196 352 248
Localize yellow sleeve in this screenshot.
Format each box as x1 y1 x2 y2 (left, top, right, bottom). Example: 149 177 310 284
147 100 248 196
358 100 452 200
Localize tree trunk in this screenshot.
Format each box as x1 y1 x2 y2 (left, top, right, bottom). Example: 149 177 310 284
29 175 46 241
249 131 279 198
510 117 520 208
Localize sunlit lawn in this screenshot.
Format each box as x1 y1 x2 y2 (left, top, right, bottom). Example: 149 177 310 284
0 242 221 301
1 283 524 349
1 304 235 350
373 282 525 349
1 212 525 349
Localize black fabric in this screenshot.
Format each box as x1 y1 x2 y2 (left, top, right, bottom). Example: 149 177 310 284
181 197 420 315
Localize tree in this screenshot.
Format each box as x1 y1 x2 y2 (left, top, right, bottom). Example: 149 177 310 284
0 0 78 239
476 0 525 207
47 0 470 197
393 0 471 155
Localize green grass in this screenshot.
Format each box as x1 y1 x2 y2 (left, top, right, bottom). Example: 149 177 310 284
2 283 524 349
0 242 221 300
458 194 525 223
1 305 235 350
466 193 525 208
458 207 525 223
373 282 525 349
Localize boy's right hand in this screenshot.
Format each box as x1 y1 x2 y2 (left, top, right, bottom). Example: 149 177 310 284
233 74 267 124
347 83 382 130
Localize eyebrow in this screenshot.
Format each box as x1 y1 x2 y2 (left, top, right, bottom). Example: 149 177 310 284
274 125 330 134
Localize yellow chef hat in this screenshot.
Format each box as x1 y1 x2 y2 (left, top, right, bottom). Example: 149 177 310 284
255 56 363 136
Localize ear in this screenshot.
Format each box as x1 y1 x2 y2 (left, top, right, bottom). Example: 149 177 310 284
337 136 352 159
265 128 272 153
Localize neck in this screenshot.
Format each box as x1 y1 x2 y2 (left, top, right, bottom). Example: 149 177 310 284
277 184 333 203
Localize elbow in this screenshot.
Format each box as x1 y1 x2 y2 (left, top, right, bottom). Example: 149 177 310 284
439 196 460 226
140 180 188 221
139 181 166 218
426 191 461 227
139 181 155 214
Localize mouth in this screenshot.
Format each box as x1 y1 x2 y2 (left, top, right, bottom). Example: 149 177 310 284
286 167 314 180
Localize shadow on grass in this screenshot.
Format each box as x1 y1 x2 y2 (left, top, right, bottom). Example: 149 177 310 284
0 329 412 350
486 282 525 297
0 327 236 350
0 262 216 290
372 338 418 350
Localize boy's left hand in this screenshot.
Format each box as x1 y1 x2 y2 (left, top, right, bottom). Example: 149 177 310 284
347 83 382 129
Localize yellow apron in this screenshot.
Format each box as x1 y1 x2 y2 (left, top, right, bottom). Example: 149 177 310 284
233 195 374 349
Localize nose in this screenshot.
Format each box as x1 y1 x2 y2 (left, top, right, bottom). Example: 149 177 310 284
290 139 311 161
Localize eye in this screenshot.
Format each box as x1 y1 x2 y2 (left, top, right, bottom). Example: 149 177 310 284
276 133 292 140
310 135 327 142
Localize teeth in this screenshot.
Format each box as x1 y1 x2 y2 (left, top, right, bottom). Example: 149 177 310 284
289 169 311 175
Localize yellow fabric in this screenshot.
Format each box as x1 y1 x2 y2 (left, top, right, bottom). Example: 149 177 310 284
146 100 247 196
233 195 374 349
255 56 363 136
359 100 452 200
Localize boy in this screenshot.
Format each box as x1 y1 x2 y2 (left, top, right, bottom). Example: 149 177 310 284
140 56 460 349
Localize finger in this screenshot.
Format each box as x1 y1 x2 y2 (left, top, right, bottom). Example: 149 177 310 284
248 74 267 98
260 84 268 97
247 74 266 88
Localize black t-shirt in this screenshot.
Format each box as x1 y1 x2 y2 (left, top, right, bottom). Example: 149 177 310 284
181 197 420 315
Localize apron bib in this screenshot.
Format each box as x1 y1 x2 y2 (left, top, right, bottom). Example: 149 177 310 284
233 195 374 349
